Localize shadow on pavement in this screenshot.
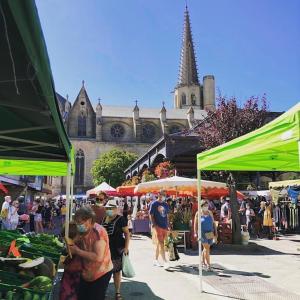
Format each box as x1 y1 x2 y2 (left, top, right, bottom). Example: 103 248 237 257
168 263 271 279
185 242 300 256
106 279 164 300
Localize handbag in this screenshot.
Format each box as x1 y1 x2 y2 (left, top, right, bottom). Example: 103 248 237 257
204 232 214 239
122 253 135 278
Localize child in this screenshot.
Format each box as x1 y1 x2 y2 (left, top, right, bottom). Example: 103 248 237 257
127 214 133 238
59 221 82 300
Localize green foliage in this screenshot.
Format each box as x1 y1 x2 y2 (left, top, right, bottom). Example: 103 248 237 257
91 149 138 187
141 169 156 182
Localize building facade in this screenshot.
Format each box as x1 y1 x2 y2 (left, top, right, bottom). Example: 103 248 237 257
53 6 215 194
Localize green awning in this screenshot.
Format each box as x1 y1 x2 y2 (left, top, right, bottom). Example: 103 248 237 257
0 0 74 175
197 102 300 171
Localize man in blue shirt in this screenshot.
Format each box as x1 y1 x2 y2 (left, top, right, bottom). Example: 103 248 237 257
149 190 170 269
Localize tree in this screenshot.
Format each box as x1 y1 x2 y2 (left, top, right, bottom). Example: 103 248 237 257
141 169 156 182
197 95 268 244
91 149 138 188
196 95 268 149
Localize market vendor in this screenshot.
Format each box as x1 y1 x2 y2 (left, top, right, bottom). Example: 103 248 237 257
70 206 113 300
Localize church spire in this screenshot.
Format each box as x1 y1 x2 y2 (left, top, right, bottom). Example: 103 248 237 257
177 6 199 87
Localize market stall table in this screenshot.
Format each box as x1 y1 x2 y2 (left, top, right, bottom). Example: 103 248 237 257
132 219 151 234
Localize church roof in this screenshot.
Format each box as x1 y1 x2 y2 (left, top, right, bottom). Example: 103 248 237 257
177 6 199 87
100 105 207 120
72 81 95 113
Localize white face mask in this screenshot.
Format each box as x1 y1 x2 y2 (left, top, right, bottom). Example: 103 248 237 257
202 206 209 212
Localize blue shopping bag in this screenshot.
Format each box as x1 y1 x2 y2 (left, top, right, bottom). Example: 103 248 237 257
122 253 135 278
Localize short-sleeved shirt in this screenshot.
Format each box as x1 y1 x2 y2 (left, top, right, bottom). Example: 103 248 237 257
149 200 169 229
102 215 127 259
80 223 113 282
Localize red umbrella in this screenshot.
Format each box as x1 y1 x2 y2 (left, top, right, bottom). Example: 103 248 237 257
0 183 8 194
116 186 141 197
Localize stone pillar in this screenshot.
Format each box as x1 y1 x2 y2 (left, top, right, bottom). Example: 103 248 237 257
96 98 103 141
203 75 215 110
133 101 142 142
160 102 168 134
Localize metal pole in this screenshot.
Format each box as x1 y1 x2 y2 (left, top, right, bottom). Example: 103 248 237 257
70 174 74 220
65 163 71 239
197 169 202 293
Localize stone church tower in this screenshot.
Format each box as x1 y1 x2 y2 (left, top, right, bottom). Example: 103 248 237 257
174 6 215 110
52 5 216 195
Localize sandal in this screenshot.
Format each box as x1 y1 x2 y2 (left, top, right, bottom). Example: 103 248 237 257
116 293 123 300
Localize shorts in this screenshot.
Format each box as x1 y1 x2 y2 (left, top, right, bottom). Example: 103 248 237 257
34 213 42 222
154 227 168 243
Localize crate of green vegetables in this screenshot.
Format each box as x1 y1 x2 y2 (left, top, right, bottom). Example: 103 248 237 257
0 275 52 300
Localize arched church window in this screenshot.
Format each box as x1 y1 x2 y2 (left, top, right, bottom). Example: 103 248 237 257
170 125 181 134
143 124 156 139
111 124 125 138
191 94 196 106
78 115 86 137
75 149 85 186
181 93 186 105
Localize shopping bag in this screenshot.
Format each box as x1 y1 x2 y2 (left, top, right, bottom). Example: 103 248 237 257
122 253 135 278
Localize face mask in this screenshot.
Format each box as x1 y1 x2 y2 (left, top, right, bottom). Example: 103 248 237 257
202 207 209 212
106 210 114 217
77 224 88 233
96 202 102 207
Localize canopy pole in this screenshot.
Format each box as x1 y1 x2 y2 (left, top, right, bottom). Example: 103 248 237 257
70 174 74 220
65 163 71 238
197 169 202 293
298 141 300 169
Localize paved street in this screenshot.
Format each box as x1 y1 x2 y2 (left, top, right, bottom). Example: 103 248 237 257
105 234 300 300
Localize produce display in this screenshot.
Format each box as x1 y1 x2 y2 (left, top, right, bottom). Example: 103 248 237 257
0 230 64 300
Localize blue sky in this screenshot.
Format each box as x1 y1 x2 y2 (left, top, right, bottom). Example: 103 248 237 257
36 0 300 112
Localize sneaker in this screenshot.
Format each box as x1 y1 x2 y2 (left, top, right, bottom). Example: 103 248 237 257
163 262 170 270
153 260 162 267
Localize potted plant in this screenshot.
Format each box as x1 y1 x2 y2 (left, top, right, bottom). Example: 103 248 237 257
172 209 191 231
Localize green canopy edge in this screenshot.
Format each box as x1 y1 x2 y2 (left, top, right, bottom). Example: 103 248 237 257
197 102 300 172
0 0 75 176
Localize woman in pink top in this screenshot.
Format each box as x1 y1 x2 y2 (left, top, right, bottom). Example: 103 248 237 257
70 206 113 300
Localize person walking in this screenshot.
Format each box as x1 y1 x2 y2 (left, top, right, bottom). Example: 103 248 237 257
263 202 273 239
102 203 130 300
220 198 231 222
1 195 12 229
70 206 113 300
92 197 106 224
8 200 20 230
245 203 255 237
149 190 170 269
43 201 52 230
32 199 44 233
194 200 217 272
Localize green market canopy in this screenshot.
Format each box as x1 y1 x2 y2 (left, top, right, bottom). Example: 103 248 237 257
0 0 74 176
197 102 300 172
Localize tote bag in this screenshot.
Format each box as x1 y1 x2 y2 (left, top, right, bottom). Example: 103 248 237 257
122 253 135 278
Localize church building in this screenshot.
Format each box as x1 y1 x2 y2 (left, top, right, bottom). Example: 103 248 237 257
53 6 215 194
